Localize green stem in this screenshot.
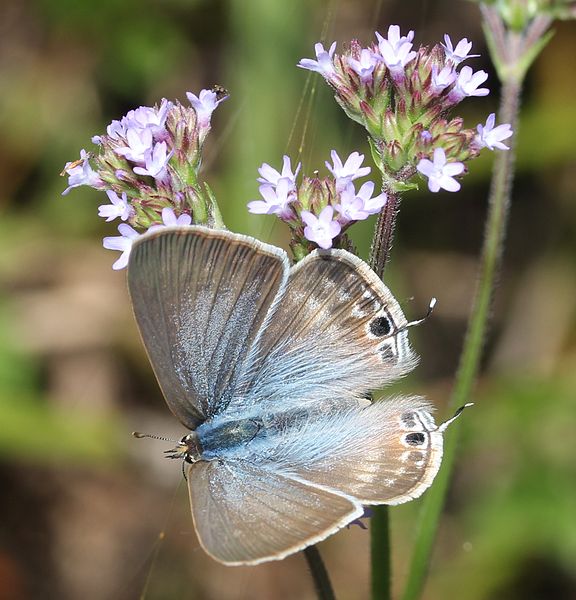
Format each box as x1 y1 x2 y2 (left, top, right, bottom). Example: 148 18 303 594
371 506 391 600
368 189 400 600
304 545 337 600
400 53 524 600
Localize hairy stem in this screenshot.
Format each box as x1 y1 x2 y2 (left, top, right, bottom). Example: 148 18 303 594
369 191 400 279
401 49 524 600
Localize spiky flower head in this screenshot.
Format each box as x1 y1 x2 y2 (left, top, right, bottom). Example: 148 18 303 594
298 27 512 194
248 151 386 256
62 87 228 268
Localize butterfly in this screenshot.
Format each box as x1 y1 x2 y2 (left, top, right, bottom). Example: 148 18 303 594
127 225 464 566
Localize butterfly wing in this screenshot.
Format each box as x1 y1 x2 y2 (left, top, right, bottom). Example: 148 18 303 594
246 397 448 506
186 458 362 565
127 226 289 429
228 249 418 419
186 398 450 565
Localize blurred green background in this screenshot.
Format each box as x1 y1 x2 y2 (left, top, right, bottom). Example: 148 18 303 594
1 0 575 599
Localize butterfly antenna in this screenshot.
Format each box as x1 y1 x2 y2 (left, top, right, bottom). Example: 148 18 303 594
132 432 179 443
438 402 474 432
398 297 437 333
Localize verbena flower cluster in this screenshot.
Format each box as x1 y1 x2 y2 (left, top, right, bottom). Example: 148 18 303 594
62 88 227 269
296 26 512 192
63 25 513 265
243 26 512 251
248 151 386 254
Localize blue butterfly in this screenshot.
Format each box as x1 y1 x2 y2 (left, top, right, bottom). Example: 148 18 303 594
128 226 461 565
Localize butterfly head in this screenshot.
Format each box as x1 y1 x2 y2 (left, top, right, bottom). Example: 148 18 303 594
133 430 202 464
164 433 203 464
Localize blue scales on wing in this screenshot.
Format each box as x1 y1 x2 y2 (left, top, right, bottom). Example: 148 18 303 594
127 226 289 429
128 227 449 566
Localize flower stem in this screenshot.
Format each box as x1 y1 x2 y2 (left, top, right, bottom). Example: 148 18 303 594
400 33 525 600
304 545 336 600
368 188 400 599
369 191 400 279
370 505 391 600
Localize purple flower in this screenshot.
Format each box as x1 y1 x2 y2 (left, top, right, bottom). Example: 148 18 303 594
148 207 192 232
107 99 173 147
448 66 489 103
421 130 433 143
62 150 103 195
98 190 133 222
347 49 379 82
441 35 480 65
102 223 140 270
378 25 415 51
115 127 154 163
247 178 295 219
350 181 386 214
335 182 387 223
105 119 128 141
257 155 301 189
129 99 172 134
297 42 338 81
186 89 227 129
133 141 173 180
431 64 456 94
417 147 465 192
475 113 513 150
301 206 341 249
326 150 371 190
375 26 417 77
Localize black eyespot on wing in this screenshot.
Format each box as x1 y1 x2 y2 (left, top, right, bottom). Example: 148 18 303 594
401 412 417 428
380 345 395 361
405 432 426 446
370 316 392 337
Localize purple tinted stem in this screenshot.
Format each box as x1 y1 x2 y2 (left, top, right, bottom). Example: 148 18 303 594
369 191 399 278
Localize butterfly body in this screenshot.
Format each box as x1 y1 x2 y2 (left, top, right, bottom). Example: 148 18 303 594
196 416 263 456
128 226 458 565
189 403 354 459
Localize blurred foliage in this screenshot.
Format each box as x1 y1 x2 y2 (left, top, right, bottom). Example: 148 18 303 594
1 0 575 599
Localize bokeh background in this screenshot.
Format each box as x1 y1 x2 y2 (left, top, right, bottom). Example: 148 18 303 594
1 0 575 599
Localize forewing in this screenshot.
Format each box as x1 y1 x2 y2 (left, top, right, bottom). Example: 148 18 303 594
127 226 288 428
247 398 446 505
230 249 418 418
187 459 361 565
